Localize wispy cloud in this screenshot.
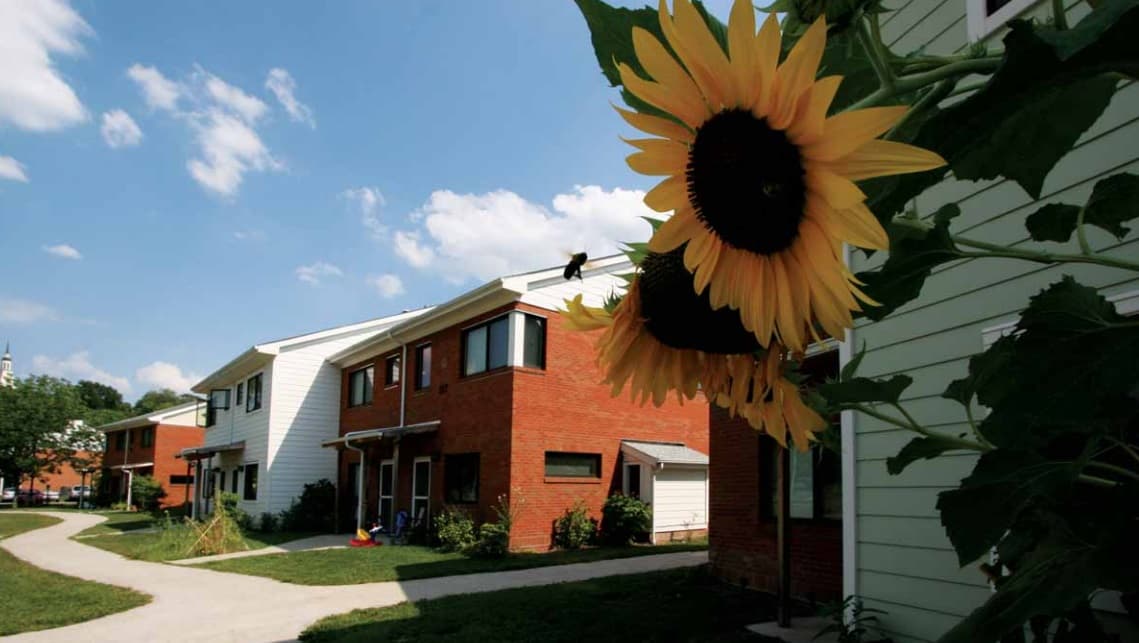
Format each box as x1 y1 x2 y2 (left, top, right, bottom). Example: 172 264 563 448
233 229 266 242
32 351 131 392
135 361 201 394
204 72 267 123
0 0 90 132
342 187 385 237
0 298 59 323
367 274 405 299
0 156 29 183
295 261 343 286
127 64 181 111
43 244 82 260
100 109 143 148
265 68 314 127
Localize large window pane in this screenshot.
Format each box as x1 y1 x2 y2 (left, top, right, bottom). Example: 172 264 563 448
413 461 430 496
444 453 480 503
464 326 487 376
544 452 600 478
243 463 258 501
416 345 431 390
523 315 545 368
488 318 509 370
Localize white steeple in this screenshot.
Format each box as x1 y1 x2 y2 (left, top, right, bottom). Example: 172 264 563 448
1 342 13 388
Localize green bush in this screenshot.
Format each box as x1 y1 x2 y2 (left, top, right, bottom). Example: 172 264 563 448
279 479 336 532
217 491 253 531
259 512 280 533
472 521 510 558
600 493 651 546
553 501 597 550
130 475 166 512
435 508 476 552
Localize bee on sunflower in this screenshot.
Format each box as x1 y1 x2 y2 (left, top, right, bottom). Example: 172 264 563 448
619 0 946 353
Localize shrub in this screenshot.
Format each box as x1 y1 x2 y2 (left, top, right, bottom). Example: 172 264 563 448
217 491 253 530
110 501 129 511
472 521 510 558
130 475 166 512
279 479 336 532
435 508 476 552
259 512 280 533
600 493 651 546
553 501 597 550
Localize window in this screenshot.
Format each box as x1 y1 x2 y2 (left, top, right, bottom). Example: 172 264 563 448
169 474 194 485
545 452 601 478
967 0 1040 40
384 355 400 387
444 453 480 503
236 382 244 405
114 432 126 451
231 468 239 494
218 471 227 495
207 388 230 427
140 427 154 448
243 463 258 500
523 314 546 369
348 366 374 407
412 458 431 522
246 374 263 412
462 316 509 376
623 463 642 498
415 344 431 390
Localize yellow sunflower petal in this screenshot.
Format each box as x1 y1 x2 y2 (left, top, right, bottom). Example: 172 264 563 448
806 167 867 210
786 75 843 145
666 0 736 108
644 174 689 213
771 255 805 352
835 202 889 250
802 105 909 161
648 209 701 253
561 294 614 331
617 61 707 128
769 17 826 130
631 27 706 115
727 0 758 102
752 12 781 115
625 138 689 176
826 139 947 181
614 105 694 144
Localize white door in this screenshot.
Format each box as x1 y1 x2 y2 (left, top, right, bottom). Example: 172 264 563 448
378 459 394 530
412 457 431 524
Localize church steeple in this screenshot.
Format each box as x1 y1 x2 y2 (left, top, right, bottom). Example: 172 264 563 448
1 342 13 388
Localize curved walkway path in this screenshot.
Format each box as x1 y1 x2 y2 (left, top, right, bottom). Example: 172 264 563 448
0 512 707 642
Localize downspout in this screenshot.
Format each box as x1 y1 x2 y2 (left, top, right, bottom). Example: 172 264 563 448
343 430 370 533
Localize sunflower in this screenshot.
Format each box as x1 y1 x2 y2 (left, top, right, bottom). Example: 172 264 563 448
561 247 826 449
617 0 946 353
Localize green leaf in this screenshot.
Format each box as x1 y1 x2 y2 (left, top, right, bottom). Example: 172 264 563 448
573 0 663 88
855 204 963 321
942 337 1016 409
887 436 969 475
1025 203 1081 242
1083 172 1139 239
868 0 1139 221
819 374 912 405
839 342 867 381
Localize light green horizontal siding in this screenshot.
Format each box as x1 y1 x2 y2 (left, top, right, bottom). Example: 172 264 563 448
852 1 1139 640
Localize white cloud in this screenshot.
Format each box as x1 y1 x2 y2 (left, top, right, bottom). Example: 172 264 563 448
0 156 29 183
186 109 282 197
0 0 90 132
127 64 182 111
342 187 385 237
0 298 59 323
295 261 343 285
32 351 131 392
392 185 654 282
203 72 267 123
43 243 81 260
265 68 314 127
100 109 143 149
233 229 265 242
367 274 405 299
135 361 200 394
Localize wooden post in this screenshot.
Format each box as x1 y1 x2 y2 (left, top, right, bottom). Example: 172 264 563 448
777 445 792 628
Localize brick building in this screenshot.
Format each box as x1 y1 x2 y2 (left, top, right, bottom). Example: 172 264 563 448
324 256 710 550
35 451 101 496
98 402 205 508
708 346 843 602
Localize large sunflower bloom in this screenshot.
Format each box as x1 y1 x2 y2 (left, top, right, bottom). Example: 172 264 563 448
618 0 946 353
561 248 826 449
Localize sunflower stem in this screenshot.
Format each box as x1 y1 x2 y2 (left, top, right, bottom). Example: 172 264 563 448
1075 205 1093 255
1107 437 1139 467
947 80 987 99
1052 0 1069 30
1077 473 1121 488
953 237 1139 272
964 404 993 450
1085 461 1139 483
859 18 894 93
887 78 957 140
845 57 1002 111
848 403 988 452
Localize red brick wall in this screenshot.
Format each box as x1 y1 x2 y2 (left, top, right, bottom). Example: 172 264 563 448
708 406 842 601
102 424 203 508
32 451 101 492
336 301 710 551
508 303 709 551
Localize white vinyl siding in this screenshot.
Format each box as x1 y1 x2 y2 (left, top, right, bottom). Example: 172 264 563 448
652 468 708 534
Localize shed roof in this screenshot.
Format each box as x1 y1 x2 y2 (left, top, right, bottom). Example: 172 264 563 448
621 440 708 467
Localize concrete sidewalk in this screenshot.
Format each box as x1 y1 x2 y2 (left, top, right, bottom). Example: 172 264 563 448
0 511 707 642
169 533 346 565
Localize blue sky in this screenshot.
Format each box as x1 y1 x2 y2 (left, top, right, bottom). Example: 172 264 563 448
0 1 733 400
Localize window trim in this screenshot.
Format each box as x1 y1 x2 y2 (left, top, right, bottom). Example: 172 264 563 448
966 0 1041 41
245 373 263 413
140 427 154 448
414 343 432 391
411 456 432 522
347 364 375 408
242 462 259 501
622 462 642 498
522 313 547 370
544 451 602 479
461 314 511 377
235 382 244 406
383 354 400 388
443 453 480 504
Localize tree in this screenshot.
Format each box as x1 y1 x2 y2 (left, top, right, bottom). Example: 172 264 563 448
76 379 128 411
0 375 85 503
133 388 195 414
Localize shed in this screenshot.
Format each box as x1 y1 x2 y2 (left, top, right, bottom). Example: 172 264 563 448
620 440 709 543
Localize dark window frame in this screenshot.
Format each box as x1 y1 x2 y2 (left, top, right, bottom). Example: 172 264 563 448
460 315 510 377
414 344 432 391
243 463 258 501
384 355 400 387
231 468 240 494
246 373 263 412
235 382 244 405
544 451 602 478
169 474 195 485
348 365 375 408
114 432 126 451
140 427 154 448
522 313 546 369
444 453 480 504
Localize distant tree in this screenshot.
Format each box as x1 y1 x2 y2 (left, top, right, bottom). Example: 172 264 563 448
133 388 195 414
0 375 85 504
76 380 128 411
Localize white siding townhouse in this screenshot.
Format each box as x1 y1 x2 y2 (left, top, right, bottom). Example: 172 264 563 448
184 309 430 518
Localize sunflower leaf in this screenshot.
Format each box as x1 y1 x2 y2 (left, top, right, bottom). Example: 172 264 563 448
1082 172 1139 239
1024 203 1082 242
886 436 967 475
839 342 867 381
818 373 912 405
573 0 664 88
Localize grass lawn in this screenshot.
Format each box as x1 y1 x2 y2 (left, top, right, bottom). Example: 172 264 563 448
81 525 316 562
0 514 150 636
75 510 162 537
196 540 708 585
300 566 777 642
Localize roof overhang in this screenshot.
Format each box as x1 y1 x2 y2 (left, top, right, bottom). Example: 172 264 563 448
109 462 155 470
322 420 441 448
97 400 204 432
192 348 276 393
177 441 246 461
621 440 709 468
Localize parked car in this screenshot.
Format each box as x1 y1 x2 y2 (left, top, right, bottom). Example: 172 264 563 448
16 489 45 506
59 486 91 501
1 488 14 502
44 489 60 502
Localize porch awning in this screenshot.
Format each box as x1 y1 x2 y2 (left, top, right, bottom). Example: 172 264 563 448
321 420 441 449
177 441 246 461
108 462 155 470
621 440 708 468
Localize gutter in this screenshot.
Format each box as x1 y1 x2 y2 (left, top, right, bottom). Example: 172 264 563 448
343 429 370 534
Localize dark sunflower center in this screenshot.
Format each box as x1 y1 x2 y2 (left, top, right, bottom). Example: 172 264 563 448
687 109 807 255
638 247 762 355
